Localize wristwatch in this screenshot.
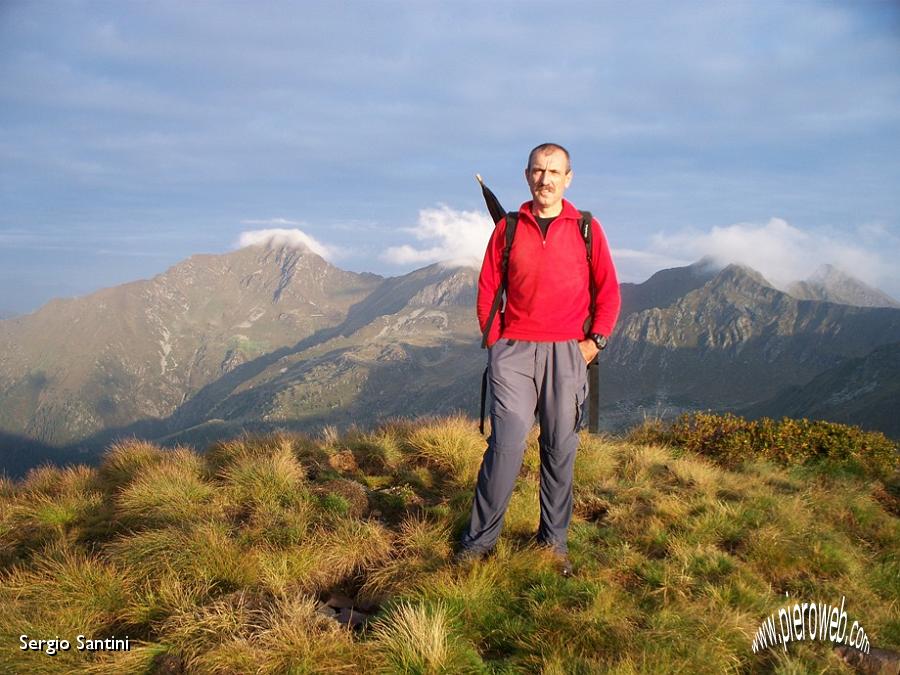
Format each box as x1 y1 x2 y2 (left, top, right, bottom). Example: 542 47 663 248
590 333 608 351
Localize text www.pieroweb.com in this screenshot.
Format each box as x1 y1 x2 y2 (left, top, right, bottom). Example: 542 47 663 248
751 595 869 654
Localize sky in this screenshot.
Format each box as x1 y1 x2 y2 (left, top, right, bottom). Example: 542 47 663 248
1 1 899 315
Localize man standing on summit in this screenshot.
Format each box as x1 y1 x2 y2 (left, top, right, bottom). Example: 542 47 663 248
458 143 620 575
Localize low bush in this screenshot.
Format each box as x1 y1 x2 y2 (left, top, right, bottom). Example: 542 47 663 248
638 411 898 478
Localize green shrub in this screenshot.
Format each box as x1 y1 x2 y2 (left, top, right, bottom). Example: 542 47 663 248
638 412 898 479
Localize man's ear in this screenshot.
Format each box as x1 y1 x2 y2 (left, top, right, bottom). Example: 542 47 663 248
564 171 573 188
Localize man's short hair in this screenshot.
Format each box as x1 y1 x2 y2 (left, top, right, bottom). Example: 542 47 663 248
527 143 571 172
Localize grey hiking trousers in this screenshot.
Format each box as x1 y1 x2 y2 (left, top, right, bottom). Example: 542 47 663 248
460 339 589 554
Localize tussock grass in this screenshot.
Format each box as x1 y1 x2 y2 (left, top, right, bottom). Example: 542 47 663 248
115 447 218 526
119 573 216 629
313 478 370 519
317 518 394 578
218 441 306 510
0 544 130 673
361 515 451 598
0 415 897 673
1 465 107 566
237 500 311 549
10 489 104 545
0 475 14 498
108 521 258 591
181 594 359 673
406 415 485 486
346 425 407 473
256 544 322 596
20 463 99 497
97 439 168 488
79 642 167 675
161 590 264 665
233 595 358 673
573 432 619 486
257 518 393 596
503 479 540 538
370 600 481 673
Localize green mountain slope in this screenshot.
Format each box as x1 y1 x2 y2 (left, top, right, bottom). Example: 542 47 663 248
0 244 381 446
749 342 900 437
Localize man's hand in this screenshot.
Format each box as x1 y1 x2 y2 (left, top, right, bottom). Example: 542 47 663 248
578 339 600 365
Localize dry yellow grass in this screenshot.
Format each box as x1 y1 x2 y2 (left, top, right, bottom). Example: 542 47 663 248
361 515 451 598
20 464 98 497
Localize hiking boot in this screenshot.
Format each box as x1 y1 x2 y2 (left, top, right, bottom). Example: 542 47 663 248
556 554 574 578
452 547 490 565
536 539 574 577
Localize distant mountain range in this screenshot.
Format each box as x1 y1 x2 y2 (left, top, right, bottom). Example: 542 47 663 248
1 242 898 476
600 263 900 426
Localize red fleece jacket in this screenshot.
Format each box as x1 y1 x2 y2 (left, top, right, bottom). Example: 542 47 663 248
477 199 621 346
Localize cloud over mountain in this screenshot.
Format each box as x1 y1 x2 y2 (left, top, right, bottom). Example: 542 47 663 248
646 217 899 293
237 226 336 261
382 205 493 268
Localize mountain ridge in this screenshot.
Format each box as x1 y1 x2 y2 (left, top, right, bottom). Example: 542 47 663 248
2 248 899 473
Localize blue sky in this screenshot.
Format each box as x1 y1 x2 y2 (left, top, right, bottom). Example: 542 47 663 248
1 1 899 314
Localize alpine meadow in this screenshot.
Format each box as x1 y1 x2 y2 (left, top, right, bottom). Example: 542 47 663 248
1 412 898 672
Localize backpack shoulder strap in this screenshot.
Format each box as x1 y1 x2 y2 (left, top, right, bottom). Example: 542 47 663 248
578 211 597 337
480 212 519 349
578 211 593 258
480 212 519 433
502 212 518 272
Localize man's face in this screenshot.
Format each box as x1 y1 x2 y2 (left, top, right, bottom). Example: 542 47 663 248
525 149 572 213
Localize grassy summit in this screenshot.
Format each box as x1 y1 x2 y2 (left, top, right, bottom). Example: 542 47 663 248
0 415 897 673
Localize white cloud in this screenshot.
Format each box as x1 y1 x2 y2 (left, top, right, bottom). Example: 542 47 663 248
236 226 336 261
378 209 900 298
382 205 493 268
611 248 691 283
645 217 899 292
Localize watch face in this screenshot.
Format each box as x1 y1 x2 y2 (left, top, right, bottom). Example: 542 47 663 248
593 334 607 350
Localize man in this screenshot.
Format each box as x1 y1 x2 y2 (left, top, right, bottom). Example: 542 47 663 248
457 143 620 575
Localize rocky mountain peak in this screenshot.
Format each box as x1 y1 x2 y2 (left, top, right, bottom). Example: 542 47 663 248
786 264 900 308
716 263 773 288
619 258 720 315
408 265 477 307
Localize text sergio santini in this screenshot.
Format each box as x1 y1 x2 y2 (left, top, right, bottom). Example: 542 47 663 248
20 634 130 655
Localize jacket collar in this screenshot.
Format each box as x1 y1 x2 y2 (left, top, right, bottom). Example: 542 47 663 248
517 199 580 224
